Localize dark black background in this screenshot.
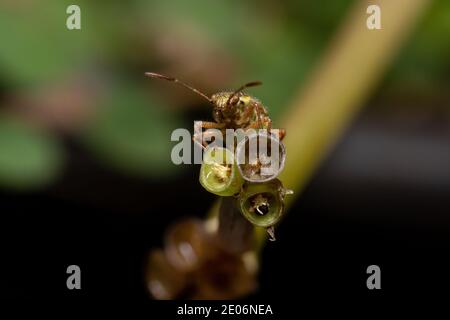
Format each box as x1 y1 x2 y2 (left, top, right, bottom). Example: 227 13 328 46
2 109 450 313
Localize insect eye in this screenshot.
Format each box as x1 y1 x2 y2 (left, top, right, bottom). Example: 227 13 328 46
229 96 240 105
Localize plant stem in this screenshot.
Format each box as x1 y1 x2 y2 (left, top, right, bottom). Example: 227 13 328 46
217 197 254 254
279 0 431 201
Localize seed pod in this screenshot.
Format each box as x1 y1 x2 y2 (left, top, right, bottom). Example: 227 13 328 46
238 179 289 228
236 130 286 183
199 147 244 196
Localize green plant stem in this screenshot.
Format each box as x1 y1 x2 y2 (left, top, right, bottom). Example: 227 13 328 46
216 197 254 254
280 0 430 199
255 0 431 246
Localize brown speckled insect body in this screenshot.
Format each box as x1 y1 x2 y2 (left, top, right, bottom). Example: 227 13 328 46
145 72 282 147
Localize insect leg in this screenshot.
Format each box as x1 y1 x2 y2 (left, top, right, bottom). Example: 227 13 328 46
256 104 271 129
244 121 261 130
193 121 225 148
255 105 263 128
279 128 286 140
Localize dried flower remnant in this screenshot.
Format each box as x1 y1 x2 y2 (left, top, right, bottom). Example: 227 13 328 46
146 249 187 300
191 249 257 300
146 219 257 300
164 219 210 272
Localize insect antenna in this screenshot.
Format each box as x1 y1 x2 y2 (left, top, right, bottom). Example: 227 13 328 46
145 72 213 104
226 81 262 105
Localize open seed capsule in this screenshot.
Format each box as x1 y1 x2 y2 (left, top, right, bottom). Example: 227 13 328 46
199 147 244 196
235 130 286 183
238 179 288 228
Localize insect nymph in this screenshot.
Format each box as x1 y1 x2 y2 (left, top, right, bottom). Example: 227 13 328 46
145 72 284 148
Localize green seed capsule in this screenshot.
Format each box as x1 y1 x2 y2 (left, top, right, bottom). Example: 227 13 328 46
238 179 289 228
199 147 244 196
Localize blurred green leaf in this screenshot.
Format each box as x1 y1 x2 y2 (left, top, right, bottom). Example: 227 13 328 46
0 116 64 190
82 83 182 178
0 2 81 85
389 0 450 85
0 1 111 86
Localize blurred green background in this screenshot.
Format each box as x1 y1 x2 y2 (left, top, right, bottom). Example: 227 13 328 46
1 0 448 190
